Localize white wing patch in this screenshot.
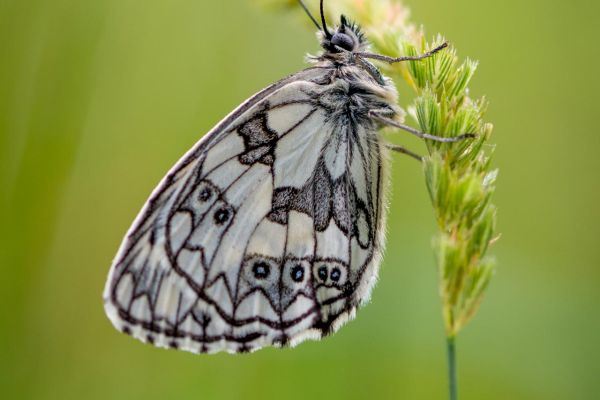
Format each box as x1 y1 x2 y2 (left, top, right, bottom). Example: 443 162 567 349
273 109 327 188
103 67 389 354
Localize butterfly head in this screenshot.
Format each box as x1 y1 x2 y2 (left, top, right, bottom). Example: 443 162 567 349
320 15 368 54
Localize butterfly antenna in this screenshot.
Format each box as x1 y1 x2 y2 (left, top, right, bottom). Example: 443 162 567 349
320 0 332 38
297 0 322 31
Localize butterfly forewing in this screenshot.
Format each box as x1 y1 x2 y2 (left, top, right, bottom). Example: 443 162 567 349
104 63 391 354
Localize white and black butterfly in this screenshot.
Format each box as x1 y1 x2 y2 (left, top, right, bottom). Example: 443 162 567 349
103 0 473 354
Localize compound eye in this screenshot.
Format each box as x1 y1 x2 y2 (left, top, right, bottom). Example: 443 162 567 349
330 32 355 51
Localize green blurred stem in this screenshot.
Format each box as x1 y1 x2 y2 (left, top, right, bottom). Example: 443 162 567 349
447 335 458 400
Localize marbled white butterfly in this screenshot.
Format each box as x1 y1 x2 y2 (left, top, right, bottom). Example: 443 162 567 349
103 0 473 354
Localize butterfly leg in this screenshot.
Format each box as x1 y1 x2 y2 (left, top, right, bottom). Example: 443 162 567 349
369 111 476 143
356 42 449 64
385 144 423 162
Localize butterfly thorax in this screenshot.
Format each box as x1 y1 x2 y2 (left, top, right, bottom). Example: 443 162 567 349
308 19 400 125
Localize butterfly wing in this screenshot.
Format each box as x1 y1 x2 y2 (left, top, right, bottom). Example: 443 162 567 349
103 67 388 354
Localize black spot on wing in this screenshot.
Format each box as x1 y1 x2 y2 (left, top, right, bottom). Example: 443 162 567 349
239 145 274 165
238 113 277 146
267 187 296 224
237 113 278 166
311 160 333 231
332 175 352 234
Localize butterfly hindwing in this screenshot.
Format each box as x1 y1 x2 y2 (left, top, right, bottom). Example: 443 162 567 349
104 66 389 354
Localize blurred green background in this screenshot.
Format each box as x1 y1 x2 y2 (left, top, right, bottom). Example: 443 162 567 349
1 0 599 399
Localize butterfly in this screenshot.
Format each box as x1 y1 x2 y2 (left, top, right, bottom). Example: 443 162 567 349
103 0 473 354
